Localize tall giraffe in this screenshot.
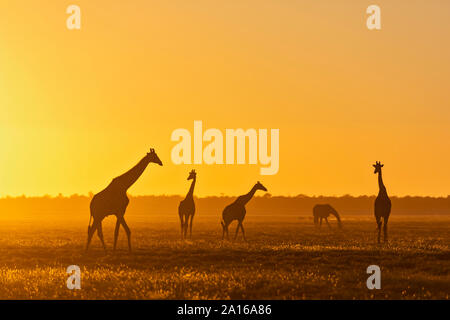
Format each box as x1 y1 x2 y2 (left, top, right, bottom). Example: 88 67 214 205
373 161 391 243
221 181 268 241
178 169 196 239
86 148 163 252
313 204 342 229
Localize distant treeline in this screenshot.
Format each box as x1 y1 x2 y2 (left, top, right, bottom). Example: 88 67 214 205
1 194 449 217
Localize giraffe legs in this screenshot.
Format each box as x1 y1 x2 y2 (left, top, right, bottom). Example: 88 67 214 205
376 216 382 244
110 216 132 251
222 222 229 240
179 214 184 240
383 216 389 243
97 222 107 252
239 222 246 242
233 222 240 241
183 216 188 239
189 214 194 238
222 222 230 240
177 213 194 240
85 219 99 252
113 218 121 251
118 217 132 252
233 221 246 241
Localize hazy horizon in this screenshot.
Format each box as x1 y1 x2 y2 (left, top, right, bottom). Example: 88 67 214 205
1 191 450 199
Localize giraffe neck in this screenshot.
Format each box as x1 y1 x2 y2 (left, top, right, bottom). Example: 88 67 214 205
240 185 258 205
113 156 151 191
186 177 196 199
330 210 341 222
378 170 387 195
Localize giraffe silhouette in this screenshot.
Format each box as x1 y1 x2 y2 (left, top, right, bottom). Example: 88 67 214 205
86 148 163 252
313 204 342 229
221 181 268 241
178 169 196 239
373 161 391 243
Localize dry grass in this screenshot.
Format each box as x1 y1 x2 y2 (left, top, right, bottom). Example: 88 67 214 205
0 214 448 299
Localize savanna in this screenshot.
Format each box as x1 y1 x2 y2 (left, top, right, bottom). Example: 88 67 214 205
0 195 448 299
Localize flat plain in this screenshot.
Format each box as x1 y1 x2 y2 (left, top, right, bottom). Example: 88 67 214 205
0 214 448 299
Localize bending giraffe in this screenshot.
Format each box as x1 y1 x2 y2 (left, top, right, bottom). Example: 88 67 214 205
221 181 268 241
373 161 391 243
86 148 163 252
313 204 342 229
178 169 196 239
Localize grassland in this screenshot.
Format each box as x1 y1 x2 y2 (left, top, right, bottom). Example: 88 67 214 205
0 214 448 299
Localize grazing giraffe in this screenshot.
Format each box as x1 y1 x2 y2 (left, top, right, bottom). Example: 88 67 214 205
178 169 196 239
313 204 342 229
221 181 268 241
86 149 163 252
373 161 391 243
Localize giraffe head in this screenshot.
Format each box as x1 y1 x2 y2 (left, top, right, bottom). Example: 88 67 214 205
187 169 196 180
255 181 268 192
373 161 384 174
147 148 163 166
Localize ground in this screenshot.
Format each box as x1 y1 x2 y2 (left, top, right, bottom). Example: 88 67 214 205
0 214 448 299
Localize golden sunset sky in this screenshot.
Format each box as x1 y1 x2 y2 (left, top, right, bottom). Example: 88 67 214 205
1 1 449 197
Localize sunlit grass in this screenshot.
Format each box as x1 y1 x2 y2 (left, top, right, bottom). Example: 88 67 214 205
0 215 448 299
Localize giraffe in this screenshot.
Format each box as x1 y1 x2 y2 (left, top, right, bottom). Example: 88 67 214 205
85 148 162 252
313 204 342 229
221 181 268 241
373 161 391 243
178 169 196 239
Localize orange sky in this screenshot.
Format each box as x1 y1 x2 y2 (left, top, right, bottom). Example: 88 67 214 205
1 1 449 197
